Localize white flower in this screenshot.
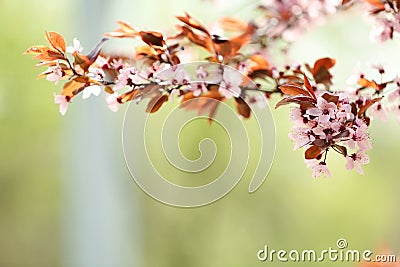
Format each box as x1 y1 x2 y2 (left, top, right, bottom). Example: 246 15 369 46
54 94 69 116
346 150 370 175
305 160 331 178
289 127 315 150
66 38 83 54
219 68 242 98
82 85 101 99
196 66 208 80
306 97 337 124
172 68 191 85
106 93 119 112
46 63 63 85
114 67 138 90
369 101 388 122
346 119 371 151
311 163 331 178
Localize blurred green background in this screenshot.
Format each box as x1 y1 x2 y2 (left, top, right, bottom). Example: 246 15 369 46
1 0 400 266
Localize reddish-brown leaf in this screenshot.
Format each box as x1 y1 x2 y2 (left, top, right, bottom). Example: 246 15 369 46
180 26 214 52
280 75 303 83
176 13 210 35
139 31 165 47
311 57 336 85
332 130 350 140
118 89 139 103
104 86 114 94
105 21 138 38
213 38 232 59
305 145 322 160
32 50 65 61
333 144 348 157
170 54 181 65
180 92 196 105
45 31 66 53
234 97 251 118
249 54 270 71
275 95 316 109
228 23 256 56
247 69 271 80
146 94 168 113
62 77 89 98
180 91 224 121
73 53 90 72
312 57 336 75
279 83 311 97
135 45 160 61
24 45 56 55
365 0 385 9
357 97 383 117
358 77 378 89
219 17 248 32
303 74 316 100
134 83 162 101
321 93 339 104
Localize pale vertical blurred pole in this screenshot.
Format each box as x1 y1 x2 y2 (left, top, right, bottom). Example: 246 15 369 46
62 1 140 267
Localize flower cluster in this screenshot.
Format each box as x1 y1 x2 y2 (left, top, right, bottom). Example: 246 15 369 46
277 60 400 177
288 92 372 177
343 0 400 42
367 0 400 42
256 0 341 43
24 2 400 178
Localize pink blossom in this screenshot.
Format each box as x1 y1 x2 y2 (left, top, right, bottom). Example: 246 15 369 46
82 85 101 99
345 150 370 174
290 107 316 127
306 97 337 123
371 64 385 74
393 13 400 32
369 101 388 122
248 94 268 109
271 67 280 79
191 82 207 97
46 63 63 85
261 0 340 42
196 66 208 80
370 19 394 42
219 68 242 98
66 38 83 54
337 103 354 121
54 94 69 116
106 93 119 112
87 66 105 81
237 61 248 74
171 68 191 86
347 119 371 151
110 58 124 70
290 107 303 124
169 88 180 101
312 124 337 142
94 56 110 69
310 162 331 178
114 67 138 90
289 127 315 149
